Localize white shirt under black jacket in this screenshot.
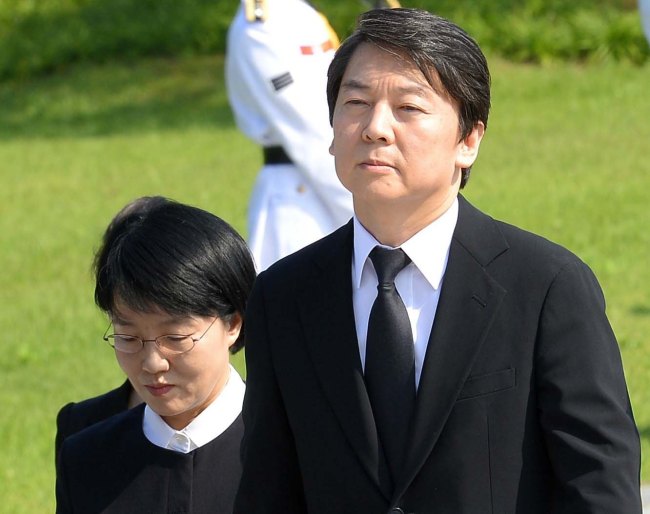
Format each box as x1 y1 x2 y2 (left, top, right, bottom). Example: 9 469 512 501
352 198 458 388
56 365 246 513
143 364 245 453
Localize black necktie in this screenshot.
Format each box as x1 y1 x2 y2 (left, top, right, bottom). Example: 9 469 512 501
364 246 416 483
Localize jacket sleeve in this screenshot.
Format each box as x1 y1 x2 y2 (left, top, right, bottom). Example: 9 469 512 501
55 402 74 469
234 274 308 513
55 440 73 514
535 259 642 513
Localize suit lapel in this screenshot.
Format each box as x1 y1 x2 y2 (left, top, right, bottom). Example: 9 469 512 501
393 196 509 500
296 223 391 500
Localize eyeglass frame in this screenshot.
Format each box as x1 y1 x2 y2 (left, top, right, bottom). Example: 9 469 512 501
102 316 218 355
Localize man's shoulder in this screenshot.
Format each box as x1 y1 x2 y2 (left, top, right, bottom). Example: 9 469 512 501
455 200 602 313
459 195 582 264
263 223 351 279
493 216 583 268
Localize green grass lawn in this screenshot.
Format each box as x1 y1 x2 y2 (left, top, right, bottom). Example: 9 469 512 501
0 54 648 512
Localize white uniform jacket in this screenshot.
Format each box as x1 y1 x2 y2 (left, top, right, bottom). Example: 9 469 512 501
226 0 353 271
641 0 650 46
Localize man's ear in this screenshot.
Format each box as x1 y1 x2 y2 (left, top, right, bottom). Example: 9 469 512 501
456 121 485 170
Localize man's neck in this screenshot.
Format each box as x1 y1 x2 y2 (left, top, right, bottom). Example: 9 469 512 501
354 193 458 247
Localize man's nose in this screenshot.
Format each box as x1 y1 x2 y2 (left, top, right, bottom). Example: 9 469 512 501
361 104 395 144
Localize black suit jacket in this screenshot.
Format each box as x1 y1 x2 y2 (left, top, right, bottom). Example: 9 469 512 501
234 196 641 514
56 404 243 513
55 379 133 468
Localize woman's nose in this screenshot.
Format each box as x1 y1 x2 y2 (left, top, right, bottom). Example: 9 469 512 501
141 340 171 374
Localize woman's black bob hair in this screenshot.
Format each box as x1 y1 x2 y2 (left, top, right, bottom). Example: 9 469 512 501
93 196 256 353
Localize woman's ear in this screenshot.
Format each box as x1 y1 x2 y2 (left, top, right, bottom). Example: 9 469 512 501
226 313 243 349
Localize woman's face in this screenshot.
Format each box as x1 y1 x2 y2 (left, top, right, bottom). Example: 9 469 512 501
110 300 241 430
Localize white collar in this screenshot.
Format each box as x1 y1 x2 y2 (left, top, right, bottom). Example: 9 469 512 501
352 198 458 291
143 364 245 453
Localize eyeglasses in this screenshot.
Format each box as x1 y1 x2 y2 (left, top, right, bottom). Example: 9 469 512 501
103 317 218 355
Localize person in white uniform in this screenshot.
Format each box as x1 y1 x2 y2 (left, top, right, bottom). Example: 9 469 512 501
641 0 650 46
226 0 354 271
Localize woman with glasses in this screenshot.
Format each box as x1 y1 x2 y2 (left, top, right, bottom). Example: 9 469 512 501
56 196 256 514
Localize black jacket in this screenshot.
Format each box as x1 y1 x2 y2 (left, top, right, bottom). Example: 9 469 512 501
56 403 243 513
235 195 641 514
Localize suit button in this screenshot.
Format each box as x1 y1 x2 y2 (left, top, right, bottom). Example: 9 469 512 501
389 509 404 514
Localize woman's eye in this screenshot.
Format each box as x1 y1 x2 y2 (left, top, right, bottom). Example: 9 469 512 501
115 335 139 344
166 335 188 342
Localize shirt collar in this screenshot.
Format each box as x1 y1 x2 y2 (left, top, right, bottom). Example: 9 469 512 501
352 197 458 290
143 364 245 452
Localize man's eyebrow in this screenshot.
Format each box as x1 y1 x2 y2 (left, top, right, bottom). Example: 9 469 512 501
401 84 432 96
340 79 369 92
340 79 431 97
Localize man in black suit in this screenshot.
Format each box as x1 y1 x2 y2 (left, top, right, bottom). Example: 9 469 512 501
234 8 642 513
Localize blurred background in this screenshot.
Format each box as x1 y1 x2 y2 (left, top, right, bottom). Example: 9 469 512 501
1 0 649 80
1 0 648 511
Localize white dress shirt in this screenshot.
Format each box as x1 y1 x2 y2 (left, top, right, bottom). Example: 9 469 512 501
142 365 245 453
352 199 458 388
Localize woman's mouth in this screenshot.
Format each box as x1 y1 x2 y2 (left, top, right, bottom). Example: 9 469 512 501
145 384 174 396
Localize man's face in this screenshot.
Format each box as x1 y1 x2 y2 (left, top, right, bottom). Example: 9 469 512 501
330 42 483 226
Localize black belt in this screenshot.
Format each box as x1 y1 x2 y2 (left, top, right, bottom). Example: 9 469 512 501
263 146 293 165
